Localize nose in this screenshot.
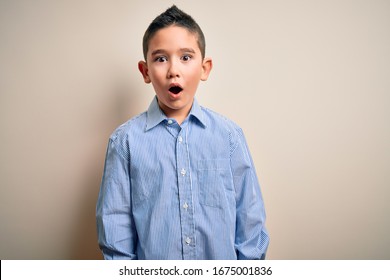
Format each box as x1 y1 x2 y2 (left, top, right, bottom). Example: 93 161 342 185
167 61 180 79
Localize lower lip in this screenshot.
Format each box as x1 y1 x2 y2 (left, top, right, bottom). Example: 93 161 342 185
168 90 183 99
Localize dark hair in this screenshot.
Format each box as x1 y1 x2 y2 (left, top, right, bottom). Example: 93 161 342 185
142 5 206 60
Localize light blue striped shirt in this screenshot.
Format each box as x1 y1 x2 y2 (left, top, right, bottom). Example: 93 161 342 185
96 97 269 260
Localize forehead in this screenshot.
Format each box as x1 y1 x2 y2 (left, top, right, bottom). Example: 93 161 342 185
148 25 200 54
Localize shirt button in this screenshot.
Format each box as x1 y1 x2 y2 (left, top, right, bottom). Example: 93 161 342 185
185 237 191 245
178 136 183 143
180 168 186 176
167 119 173 125
183 202 189 210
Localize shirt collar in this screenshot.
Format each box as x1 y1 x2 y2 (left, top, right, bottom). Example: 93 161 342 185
145 96 208 131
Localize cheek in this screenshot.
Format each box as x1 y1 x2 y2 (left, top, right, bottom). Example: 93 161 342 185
187 70 203 85
148 69 165 84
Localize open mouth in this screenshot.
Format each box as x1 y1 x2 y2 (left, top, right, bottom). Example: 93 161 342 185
169 86 183 95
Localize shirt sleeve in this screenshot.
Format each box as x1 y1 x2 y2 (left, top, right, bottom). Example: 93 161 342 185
231 128 270 260
96 138 138 259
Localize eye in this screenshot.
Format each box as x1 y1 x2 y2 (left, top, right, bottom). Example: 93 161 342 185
181 54 192 61
154 56 167 62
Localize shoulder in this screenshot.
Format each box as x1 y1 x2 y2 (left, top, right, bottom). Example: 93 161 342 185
201 106 243 135
105 112 147 162
199 106 246 153
109 111 147 145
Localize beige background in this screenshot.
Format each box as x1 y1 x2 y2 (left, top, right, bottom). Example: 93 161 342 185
1 0 389 259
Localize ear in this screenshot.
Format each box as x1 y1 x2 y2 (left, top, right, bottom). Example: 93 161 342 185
138 61 151 83
201 57 213 81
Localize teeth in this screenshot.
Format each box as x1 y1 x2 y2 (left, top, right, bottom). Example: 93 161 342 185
169 86 182 94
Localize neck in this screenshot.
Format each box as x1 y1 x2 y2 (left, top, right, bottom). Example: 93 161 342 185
163 109 189 125
157 100 193 125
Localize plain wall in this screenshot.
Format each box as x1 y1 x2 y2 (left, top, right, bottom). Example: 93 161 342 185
0 0 389 259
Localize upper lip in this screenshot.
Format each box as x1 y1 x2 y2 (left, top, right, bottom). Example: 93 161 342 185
169 83 183 89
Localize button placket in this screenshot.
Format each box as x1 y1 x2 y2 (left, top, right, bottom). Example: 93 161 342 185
176 126 195 258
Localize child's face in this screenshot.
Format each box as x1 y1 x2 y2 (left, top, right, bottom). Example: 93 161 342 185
138 25 212 122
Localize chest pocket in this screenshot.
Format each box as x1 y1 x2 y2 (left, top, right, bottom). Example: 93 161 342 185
197 159 233 208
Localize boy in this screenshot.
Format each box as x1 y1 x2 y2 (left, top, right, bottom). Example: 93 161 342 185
96 5 269 260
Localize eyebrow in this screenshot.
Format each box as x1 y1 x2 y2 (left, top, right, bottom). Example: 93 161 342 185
150 48 196 56
179 48 196 54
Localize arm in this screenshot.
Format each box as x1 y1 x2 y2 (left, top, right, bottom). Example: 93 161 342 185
231 129 269 260
96 138 138 259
